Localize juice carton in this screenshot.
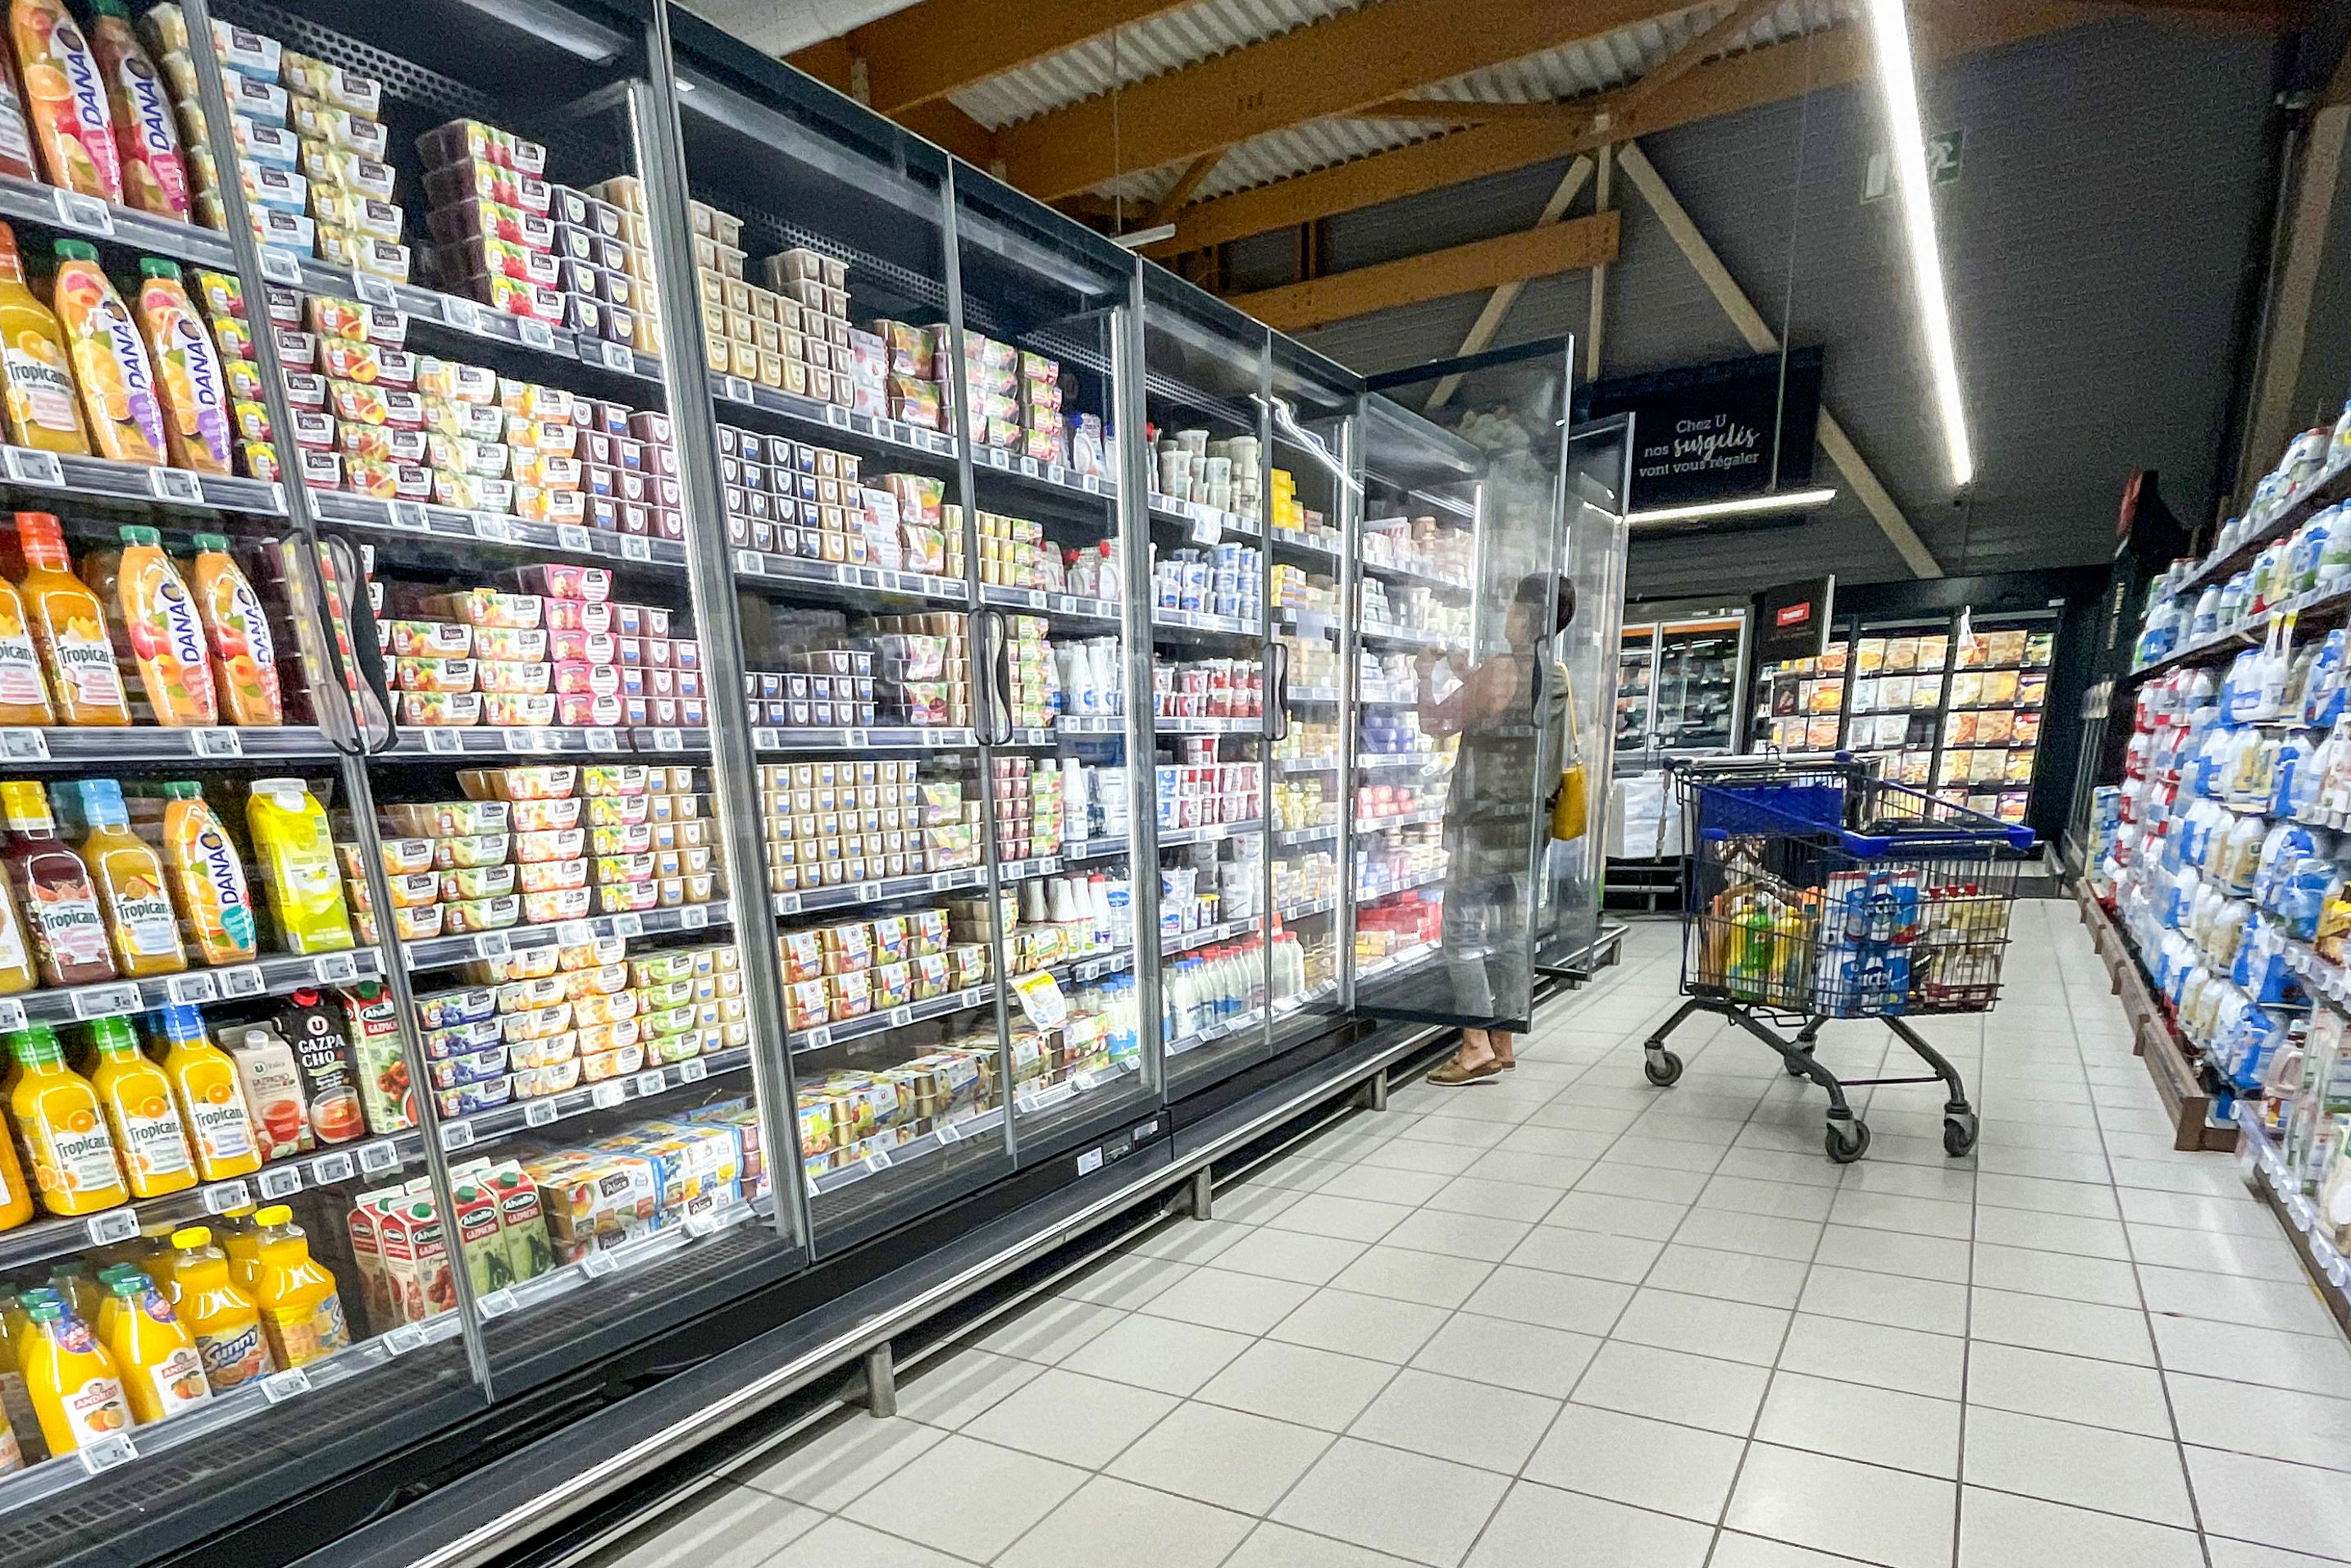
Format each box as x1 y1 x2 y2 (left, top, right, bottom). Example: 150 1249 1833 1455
275 986 362 1145
221 1023 307 1160
449 1181 512 1293
342 1187 394 1331
376 1197 453 1324
487 1165 551 1283
246 777 353 955
335 980 412 1135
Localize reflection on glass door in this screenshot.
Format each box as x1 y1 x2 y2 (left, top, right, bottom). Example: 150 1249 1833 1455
1616 628 1656 752
1652 620 1744 750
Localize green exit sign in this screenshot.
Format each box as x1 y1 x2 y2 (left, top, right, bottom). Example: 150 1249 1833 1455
1864 130 1964 202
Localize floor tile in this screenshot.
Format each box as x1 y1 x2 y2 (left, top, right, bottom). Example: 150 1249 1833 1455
1574 1160 1711 1205
1269 1287 1452 1363
1611 1286 1792 1366
1567 1338 1770 1434
1267 1192 1418 1245
1541 1190 1691 1239
2125 1221 2306 1281
1506 1224 1663 1283
995 1475 1253 1568
1197 1338 1397 1431
841 1433 1087 1561
1643 1242 1810 1309
1965 1340 2175 1438
1756 1369 1961 1478
1975 1204 2133 1260
2151 1314 2351 1397
1970 1241 2140 1308
1811 1224 1971 1284
1706 1533 1888 1568
1120 1220 1248 1269
1724 1443 1958 1568
754 1517 972 1568
1210 1228 1371 1286
1960 1406 2194 1528
1701 1174 1841 1222
1670 1206 1824 1261
1221 1522 1424 1568
961 1367 1178 1467
1063 1251 1200 1309
2166 1370 2351 1471
585 1482 822 1568
1520 1401 1746 1522
1105 1401 1333 1515
2137 1262 2340 1338
1463 1481 1713 1567
1316 1164 1455 1206
891 1347 1049 1431
1348 1366 1560 1473
1328 1244 1495 1308
1380 1208 1536 1263
1458 1262 1633 1335
2191 1446 2351 1559
1828 1187 1976 1240
1411 1311 1600 1398
1059 1312 1255 1397
1138 1265 1318 1336
1271 1437 1513 1567
1797 1263 1970 1336
1955 1484 2204 1566
744 1414 949 1510
973 1296 1128 1365
1969 1285 2154 1365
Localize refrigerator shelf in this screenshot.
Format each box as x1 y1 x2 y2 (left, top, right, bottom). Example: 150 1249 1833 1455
1166 1006 1266 1059
981 586 1122 623
312 492 691 572
439 1046 754 1151
1356 807 1449 832
0 947 384 1031
474 1201 763 1323
0 725 342 764
401 903 733 971
1164 916 1263 956
809 1107 1005 1196
1159 819 1262 848
754 725 977 752
1276 824 1341 846
732 549 971 605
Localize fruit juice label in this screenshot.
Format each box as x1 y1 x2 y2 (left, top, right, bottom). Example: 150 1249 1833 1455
0 581 49 721
188 1308 263 1392
224 1028 306 1160
180 1081 253 1170
337 982 412 1135
136 268 226 472
189 538 279 725
114 527 216 724
32 1314 127 1450
451 1183 510 1293
107 1287 204 1423
490 1169 551 1281
39 607 121 718
86 3 185 220
12 0 121 200
24 860 108 979
162 788 256 965
277 989 360 1144
52 244 164 464
26 1096 115 1199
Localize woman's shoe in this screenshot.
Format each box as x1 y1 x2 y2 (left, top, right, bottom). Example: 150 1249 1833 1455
1427 1058 1501 1086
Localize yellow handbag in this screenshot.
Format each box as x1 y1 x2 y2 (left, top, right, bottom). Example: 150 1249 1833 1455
1551 668 1588 842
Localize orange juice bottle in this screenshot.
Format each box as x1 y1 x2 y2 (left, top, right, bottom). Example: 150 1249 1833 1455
2 779 116 985
110 526 216 725
50 239 163 465
19 1295 127 1455
85 1014 190 1197
0 873 36 1000
154 1001 258 1180
0 567 53 727
245 778 353 955
165 1226 271 1393
251 1205 349 1367
216 1206 258 1292
7 1022 127 1214
134 262 225 473
160 782 255 965
100 1271 205 1424
0 221 88 454
74 777 184 976
85 0 185 222
10 0 121 202
0 1087 29 1233
16 513 128 725
188 536 279 726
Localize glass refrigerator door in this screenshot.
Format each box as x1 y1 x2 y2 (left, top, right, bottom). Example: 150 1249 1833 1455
1266 338 1355 1050
951 177 1150 1160
667 20 1012 1256
1615 627 1656 753
1651 619 1743 751
1142 276 1271 1092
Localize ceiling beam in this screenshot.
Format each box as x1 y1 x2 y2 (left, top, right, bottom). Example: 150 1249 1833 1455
789 0 1191 116
1148 151 1225 226
1424 156 1596 412
996 0 1689 202
1145 0 2107 258
1225 212 1619 332
1612 0 1784 119
1346 98 1586 124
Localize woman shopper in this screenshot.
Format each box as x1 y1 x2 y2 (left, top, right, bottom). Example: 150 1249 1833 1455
1424 572 1577 1086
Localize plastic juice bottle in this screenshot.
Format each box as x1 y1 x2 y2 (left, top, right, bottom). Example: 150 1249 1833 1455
9 0 119 201
89 1264 131 1340
0 1291 37 1465
50 239 163 465
166 1226 270 1393
0 47 39 183
134 262 225 472
44 1260 94 1321
251 1205 348 1367
216 1206 258 1291
187 536 279 725
102 1272 204 1424
0 564 52 727
75 777 184 976
109 526 215 725
155 1001 257 1180
16 513 126 725
84 0 184 221
245 777 353 955
0 221 85 455
1 778 112 985
7 1023 125 1213
0 873 34 1001
161 782 255 965
20 1297 125 1454
85 1014 190 1197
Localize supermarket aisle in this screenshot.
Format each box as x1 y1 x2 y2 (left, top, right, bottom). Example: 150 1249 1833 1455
593 902 2351 1568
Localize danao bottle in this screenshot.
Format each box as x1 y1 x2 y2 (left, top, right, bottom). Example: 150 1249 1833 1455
10 0 119 201
1 778 116 985
188 534 277 724
84 0 183 221
164 1226 270 1394
154 1001 258 1181
246 777 353 955
84 1014 190 1197
134 262 225 472
19 1297 126 1455
100 1271 204 1424
160 781 256 964
75 776 185 976
0 222 85 454
7 1022 127 1214
111 526 216 724
50 239 162 464
250 1205 348 1367
16 513 125 725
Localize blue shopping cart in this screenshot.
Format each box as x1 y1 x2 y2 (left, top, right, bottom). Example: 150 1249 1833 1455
1643 754 2036 1163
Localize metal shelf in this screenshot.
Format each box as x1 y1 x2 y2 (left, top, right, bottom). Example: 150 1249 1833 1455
1148 493 1260 540
0 946 380 1031
1014 1060 1141 1118
968 440 1119 503
0 724 339 764
1269 527 1342 562
1276 823 1340 846
734 549 969 604
1154 716 1264 735
0 444 280 515
439 1046 750 1154
754 725 977 752
1275 755 1340 774
809 1106 1004 1196
1166 1005 1265 1060
1160 819 1261 848
775 866 987 917
1356 554 1473 594
1356 807 1448 832
474 1199 763 1321
1357 751 1444 772
314 492 688 571
1153 607 1260 638
981 586 1122 624
402 902 731 971
1356 866 1446 903
1360 621 1468 653
1359 941 1442 981
793 982 996 1052
1164 915 1262 956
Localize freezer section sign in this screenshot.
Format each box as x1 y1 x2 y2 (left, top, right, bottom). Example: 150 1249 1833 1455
1574 349 1823 512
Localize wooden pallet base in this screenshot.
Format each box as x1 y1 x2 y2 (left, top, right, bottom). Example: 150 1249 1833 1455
2073 881 2238 1154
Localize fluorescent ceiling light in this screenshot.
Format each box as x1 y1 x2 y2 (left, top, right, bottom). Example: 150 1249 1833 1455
1625 487 1838 526
1867 0 1973 490
1111 223 1177 249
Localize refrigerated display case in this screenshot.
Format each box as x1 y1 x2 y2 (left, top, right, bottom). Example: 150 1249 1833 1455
1616 603 1749 756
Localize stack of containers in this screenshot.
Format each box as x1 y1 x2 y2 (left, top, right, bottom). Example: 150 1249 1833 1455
758 757 979 894
796 1051 990 1180
1016 352 1066 465
961 332 1020 454
416 119 555 323
869 613 970 728
705 245 846 406
873 320 943 431
988 756 1069 861
975 510 1061 590
1005 614 1058 728
744 651 877 731
777 905 976 1032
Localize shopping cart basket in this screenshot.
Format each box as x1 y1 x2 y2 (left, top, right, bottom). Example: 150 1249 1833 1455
1642 754 2034 1163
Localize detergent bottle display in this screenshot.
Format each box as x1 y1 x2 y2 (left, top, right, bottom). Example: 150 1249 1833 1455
245 778 353 955
49 240 162 466
99 1271 204 1425
18 1296 125 1455
15 512 126 726
187 536 280 725
1 778 114 986
84 1014 190 1197
74 777 185 977
7 1022 125 1215
8 0 120 202
157 781 257 965
0 221 85 455
133 262 227 474
107 526 217 725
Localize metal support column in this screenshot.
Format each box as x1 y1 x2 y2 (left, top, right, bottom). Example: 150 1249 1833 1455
1186 1167 1214 1221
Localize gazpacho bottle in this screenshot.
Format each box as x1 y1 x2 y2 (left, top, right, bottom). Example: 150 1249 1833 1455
72 776 184 976
49 239 162 465
9 0 121 202
16 512 127 725
84 0 184 221
0 778 116 985
133 261 226 472
110 526 216 725
187 535 278 725
0 221 87 454
159 781 255 965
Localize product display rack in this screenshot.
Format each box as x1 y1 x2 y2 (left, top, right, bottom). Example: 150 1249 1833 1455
0 3 1616 1566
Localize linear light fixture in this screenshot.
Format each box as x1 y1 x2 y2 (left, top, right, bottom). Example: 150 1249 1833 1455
1111 223 1178 250
1867 0 1973 490
1624 487 1838 527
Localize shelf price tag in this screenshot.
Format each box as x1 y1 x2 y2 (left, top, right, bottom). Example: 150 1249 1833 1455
635 1070 666 1098
686 1208 724 1238
652 727 684 752
257 248 301 286
474 932 510 959
358 1140 402 1176
721 375 753 405
611 913 643 938
475 514 511 542
888 1005 913 1028
351 269 397 308
555 920 594 947
800 1025 831 1050
203 1179 252 1215
558 526 590 554
735 549 763 576
936 1119 960 1144
622 536 652 562
149 467 204 504
85 1209 139 1246
312 1151 355 1185
387 499 430 531
856 882 880 902
52 188 113 235
524 1099 560 1128
0 998 23 1032
591 1083 626 1110
476 1288 517 1320
440 1121 475 1152
680 905 707 930
77 1431 136 1475
314 951 359 984
845 728 868 748
442 296 480 332
257 1165 303 1200
679 1058 708 1083
585 727 620 753
0 727 46 760
3 447 62 487
261 1364 314 1404
773 892 800 914
72 983 142 1020
580 1247 621 1280
191 726 246 761
517 319 555 351
425 728 465 754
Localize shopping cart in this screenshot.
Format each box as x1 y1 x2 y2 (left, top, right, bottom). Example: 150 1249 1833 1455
1641 753 2034 1163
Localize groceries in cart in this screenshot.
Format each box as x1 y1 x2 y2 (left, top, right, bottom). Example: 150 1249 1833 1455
1697 863 2011 1018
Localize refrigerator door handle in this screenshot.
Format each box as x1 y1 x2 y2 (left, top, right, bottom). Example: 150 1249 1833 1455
975 609 1014 745
1267 639 1290 741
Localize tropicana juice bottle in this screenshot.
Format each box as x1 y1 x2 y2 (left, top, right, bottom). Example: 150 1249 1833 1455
110 526 216 725
0 221 87 455
154 1001 258 1181
100 1271 205 1424
1 781 114 985
0 563 52 727
162 1226 270 1394
19 1296 126 1455
84 0 185 222
75 777 185 977
50 239 163 465
246 777 353 955
134 262 226 473
16 513 127 725
9 0 120 202
0 1093 27 1233
188 535 278 725
85 1014 191 1197
250 1204 349 1368
160 781 256 965
7 1022 127 1214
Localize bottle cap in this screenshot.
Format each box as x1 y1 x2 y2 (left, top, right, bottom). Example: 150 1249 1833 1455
7 1023 60 1063
254 1205 292 1226
75 777 129 827
0 780 52 830
23 1300 59 1322
170 1226 212 1249
139 257 180 281
52 239 97 264
161 781 200 800
191 532 227 552
118 525 160 547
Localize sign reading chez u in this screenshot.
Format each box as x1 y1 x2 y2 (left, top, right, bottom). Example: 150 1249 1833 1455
1573 349 1825 513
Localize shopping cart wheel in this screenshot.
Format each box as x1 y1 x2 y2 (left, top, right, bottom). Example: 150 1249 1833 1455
1825 1119 1870 1164
1643 1046 1683 1087
1942 1113 1979 1157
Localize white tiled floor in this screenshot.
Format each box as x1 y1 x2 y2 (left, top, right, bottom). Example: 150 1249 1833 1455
591 901 2351 1567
